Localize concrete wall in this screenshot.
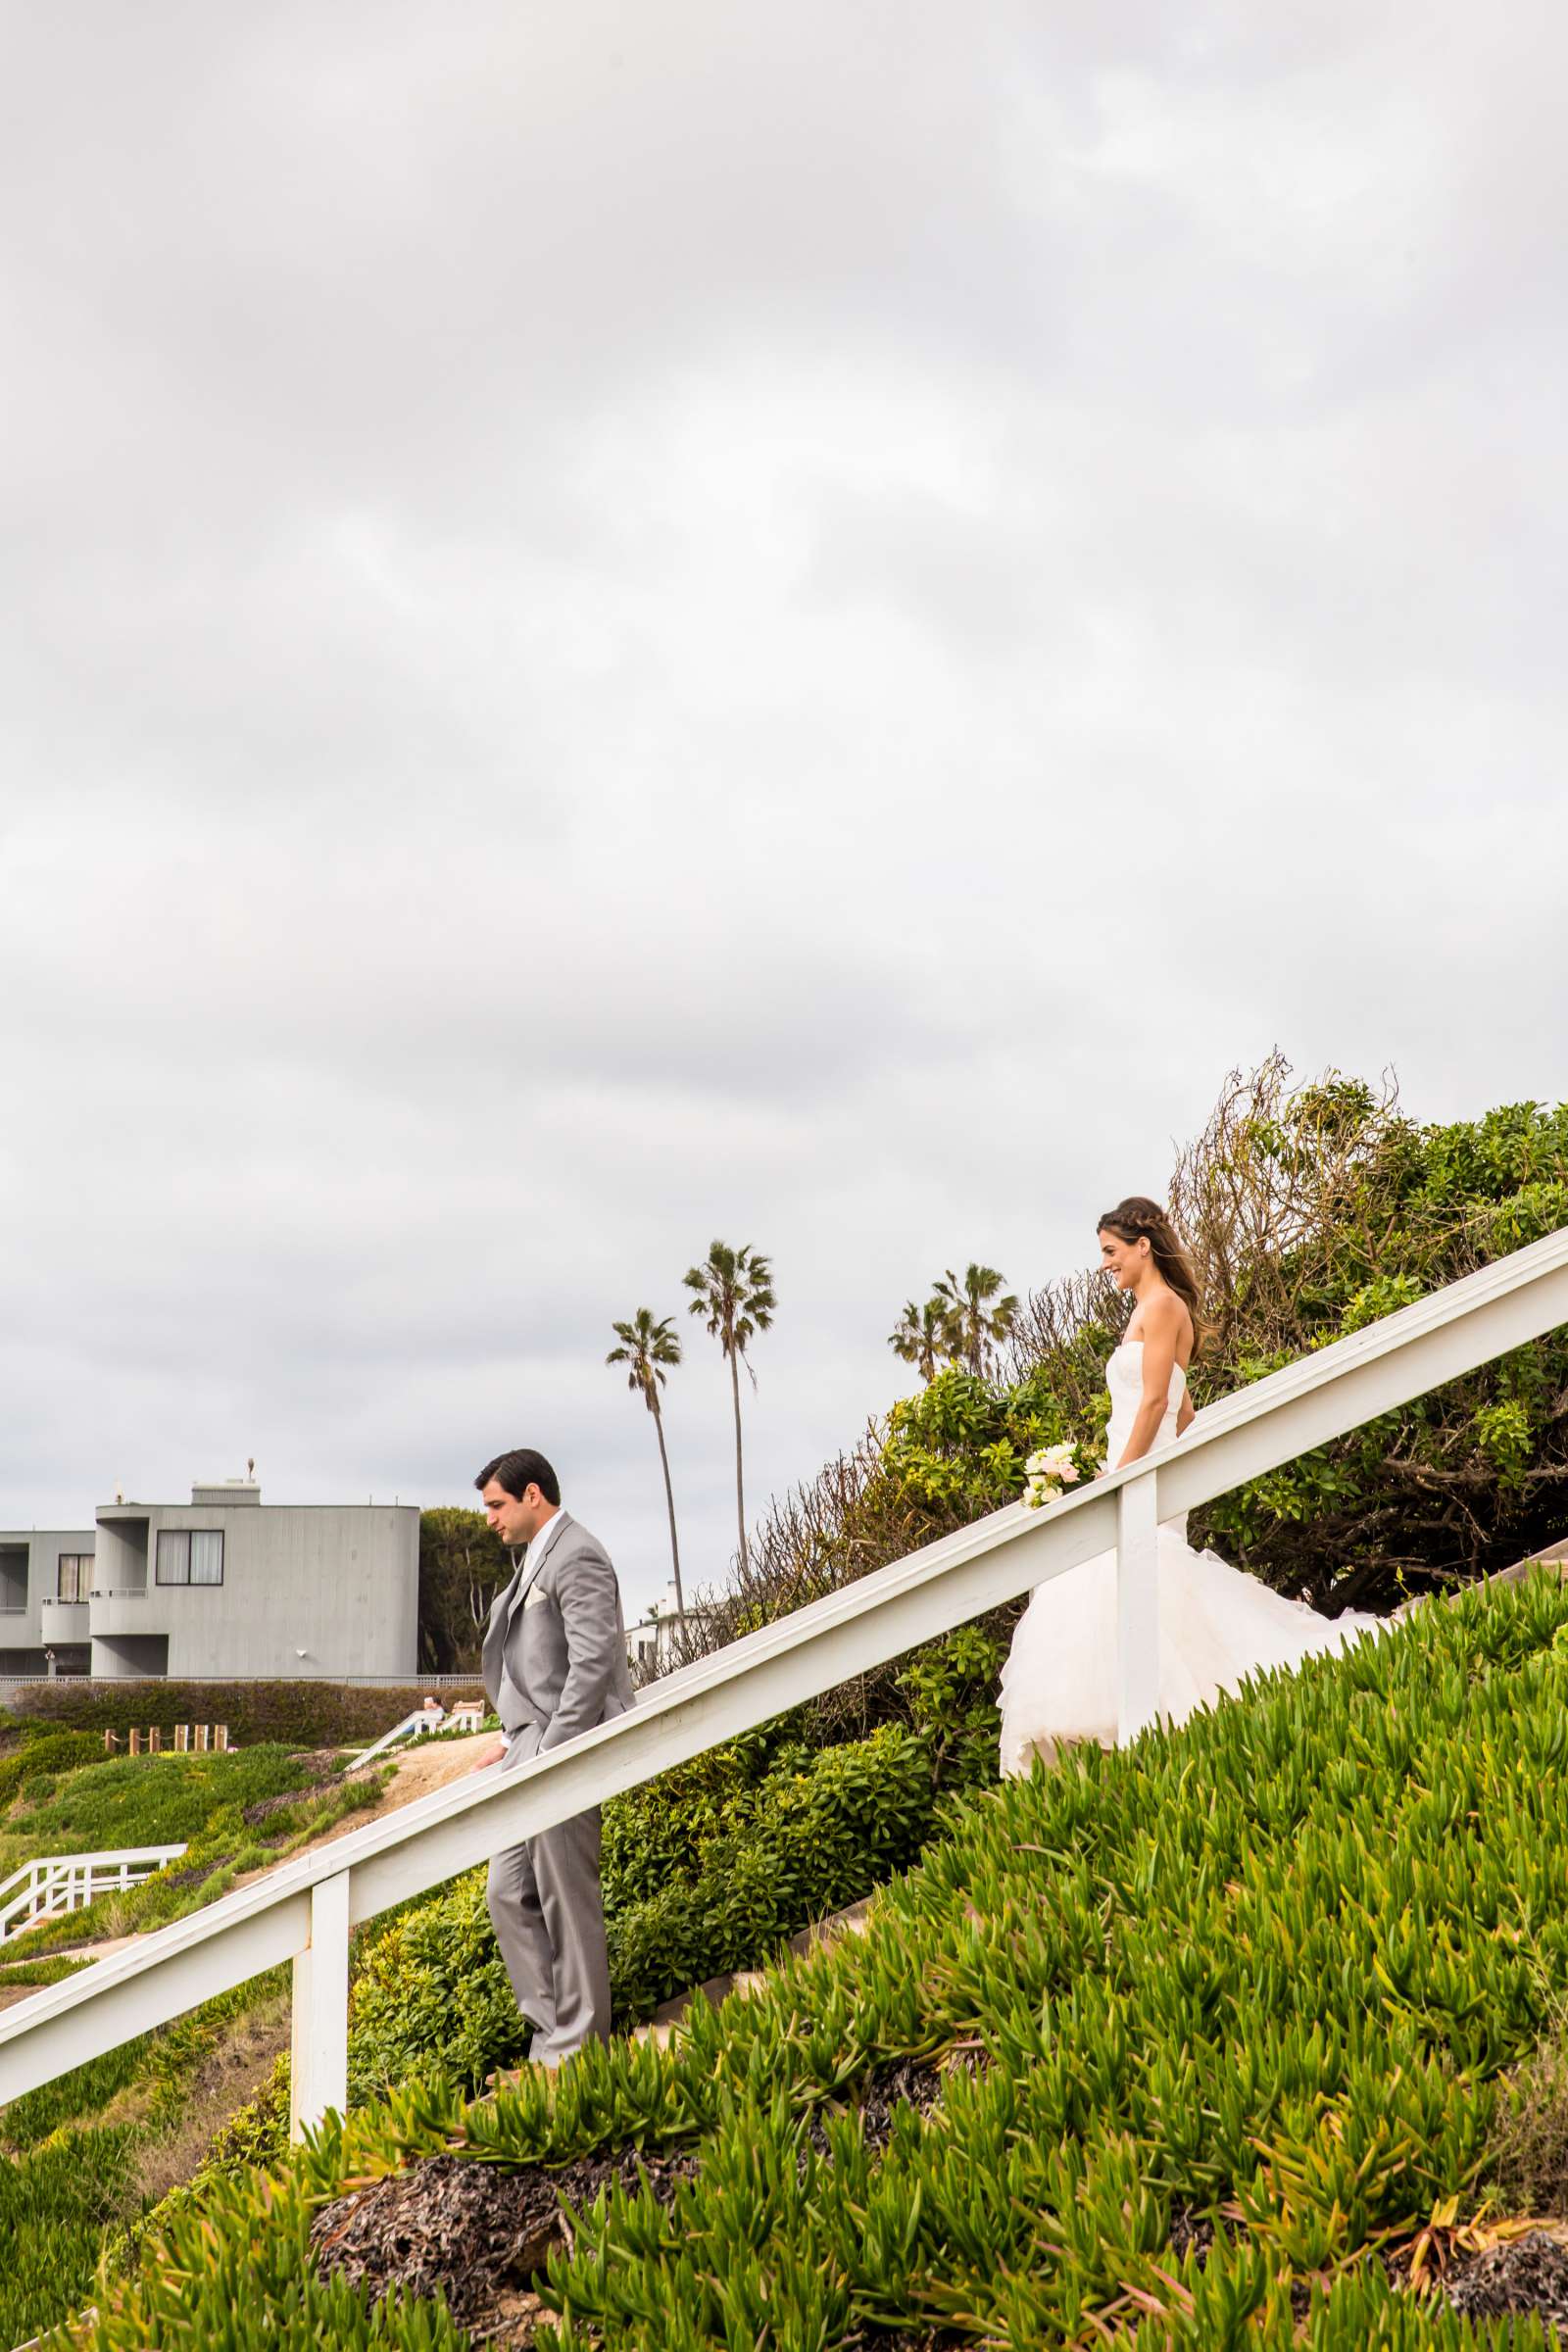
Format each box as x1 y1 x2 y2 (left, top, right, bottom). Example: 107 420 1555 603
88 1501 418 1679
0 1529 96 1663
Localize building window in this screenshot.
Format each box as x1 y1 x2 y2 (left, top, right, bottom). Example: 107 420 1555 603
57 1554 92 1602
156 1530 224 1588
0 1546 25 1611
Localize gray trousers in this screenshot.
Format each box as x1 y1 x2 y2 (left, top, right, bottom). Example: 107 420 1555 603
485 1744 612 2065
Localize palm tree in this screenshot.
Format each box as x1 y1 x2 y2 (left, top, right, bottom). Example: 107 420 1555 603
683 1240 775 1576
888 1296 952 1383
932 1262 1019 1377
607 1309 685 1621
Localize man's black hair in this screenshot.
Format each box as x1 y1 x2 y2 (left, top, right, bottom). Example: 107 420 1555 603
475 1447 562 1507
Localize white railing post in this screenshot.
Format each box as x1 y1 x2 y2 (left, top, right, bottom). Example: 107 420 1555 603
289 1870 350 2143
1116 1468 1159 1745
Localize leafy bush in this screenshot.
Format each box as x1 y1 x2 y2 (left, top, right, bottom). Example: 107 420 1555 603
75 1572 1568 2348
0 1727 108 1811
347 1716 965 2106
8 1679 483 1747
687 1061 1568 1755
1161 1065 1568 1608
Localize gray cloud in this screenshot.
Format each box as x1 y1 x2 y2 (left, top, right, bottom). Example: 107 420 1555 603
2 1 1565 1615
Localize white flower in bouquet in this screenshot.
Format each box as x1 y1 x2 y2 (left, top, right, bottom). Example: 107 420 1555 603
1022 1439 1086 1510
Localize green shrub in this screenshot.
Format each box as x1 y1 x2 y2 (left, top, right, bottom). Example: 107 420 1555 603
694 1066 1568 1764
75 1571 1568 2349
417 1507 510 1673
348 1717 967 2104
0 1727 107 1811
0 1952 88 1989
8 1679 483 1747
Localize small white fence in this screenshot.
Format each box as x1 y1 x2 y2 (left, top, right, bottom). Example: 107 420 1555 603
0 1848 187 1947
3 1226 1568 2141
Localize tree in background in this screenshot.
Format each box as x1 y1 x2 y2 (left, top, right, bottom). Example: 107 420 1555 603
683 1240 775 1578
607 1308 686 1621
888 1296 953 1383
416 1508 512 1672
932 1262 1019 1377
699 1055 1568 1713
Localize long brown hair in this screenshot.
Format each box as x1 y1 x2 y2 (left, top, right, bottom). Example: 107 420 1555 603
1098 1196 1206 1356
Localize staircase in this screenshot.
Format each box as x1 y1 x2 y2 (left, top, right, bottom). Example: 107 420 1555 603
4 1224 1568 2146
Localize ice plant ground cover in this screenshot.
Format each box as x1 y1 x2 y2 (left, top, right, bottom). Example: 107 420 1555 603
51 1569 1568 2350
1 1713 985 2347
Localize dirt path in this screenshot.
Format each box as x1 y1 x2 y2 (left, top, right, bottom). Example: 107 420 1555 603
227 1729 497 1893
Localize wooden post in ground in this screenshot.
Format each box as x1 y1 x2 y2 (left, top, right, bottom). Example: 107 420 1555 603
103 1729 119 1754
215 1725 229 1751
148 1727 162 1754
128 1728 141 1757
174 1724 190 1752
195 1724 210 1753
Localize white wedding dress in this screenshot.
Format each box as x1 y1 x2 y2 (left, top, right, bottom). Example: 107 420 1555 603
998 1341 1382 1775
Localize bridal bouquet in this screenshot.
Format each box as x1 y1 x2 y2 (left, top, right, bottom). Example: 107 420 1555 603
1023 1439 1093 1510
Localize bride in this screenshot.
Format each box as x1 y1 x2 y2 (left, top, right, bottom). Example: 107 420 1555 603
998 1195 1381 1776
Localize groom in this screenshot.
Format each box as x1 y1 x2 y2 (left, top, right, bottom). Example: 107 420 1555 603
472 1446 634 2066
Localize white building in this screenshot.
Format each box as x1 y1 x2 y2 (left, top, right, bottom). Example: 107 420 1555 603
0 1478 418 1682
626 1581 713 1679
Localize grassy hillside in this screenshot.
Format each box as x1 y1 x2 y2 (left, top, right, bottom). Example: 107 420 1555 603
0 1743 393 1959
1 1699 987 2347
0 1743 407 2348
0 1740 334 1872
51 1569 1568 2348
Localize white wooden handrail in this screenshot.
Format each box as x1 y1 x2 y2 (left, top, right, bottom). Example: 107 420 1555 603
3 1224 1568 2137
0 1847 187 1945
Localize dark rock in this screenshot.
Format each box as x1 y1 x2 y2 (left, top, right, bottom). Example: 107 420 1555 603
854 2330 967 2351
1168 2205 1215 2266
314 2057 945 2342
243 1761 378 1827
1445 2228 1568 2326
310 2144 697 2345
858 2057 944 2153
161 1860 223 1892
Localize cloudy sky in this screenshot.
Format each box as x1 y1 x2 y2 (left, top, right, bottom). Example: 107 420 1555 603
2 2 1564 1618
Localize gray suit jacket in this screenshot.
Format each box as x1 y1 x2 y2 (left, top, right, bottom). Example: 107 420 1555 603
480 1511 635 1762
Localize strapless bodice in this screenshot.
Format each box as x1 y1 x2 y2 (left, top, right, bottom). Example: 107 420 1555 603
1104 1341 1186 1463
1000 1342 1384 1776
